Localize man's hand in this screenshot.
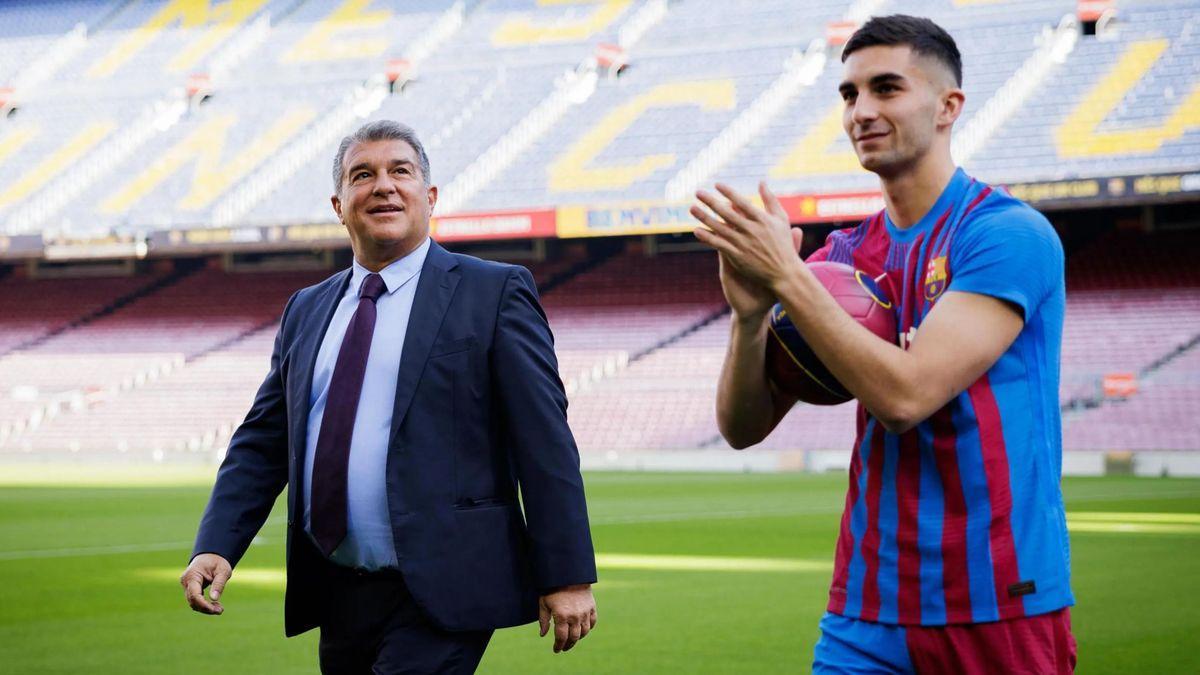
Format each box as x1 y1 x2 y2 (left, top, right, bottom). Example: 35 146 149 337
180 553 232 615
538 584 597 653
716 251 776 322
691 182 805 293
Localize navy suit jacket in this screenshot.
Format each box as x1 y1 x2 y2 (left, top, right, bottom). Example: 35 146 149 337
192 240 597 636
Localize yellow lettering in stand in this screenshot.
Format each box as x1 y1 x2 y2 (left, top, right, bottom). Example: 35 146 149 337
492 0 631 46
281 0 391 63
0 122 116 208
0 126 39 168
166 0 269 73
100 108 315 213
549 79 737 192
1056 39 1200 158
89 0 267 78
770 101 862 178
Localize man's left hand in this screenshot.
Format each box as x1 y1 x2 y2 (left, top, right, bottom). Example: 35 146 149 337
691 181 804 292
538 584 597 653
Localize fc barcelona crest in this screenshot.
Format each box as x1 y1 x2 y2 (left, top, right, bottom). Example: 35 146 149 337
924 256 948 300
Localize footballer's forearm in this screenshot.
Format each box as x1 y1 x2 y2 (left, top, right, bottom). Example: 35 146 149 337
716 312 792 449
770 267 922 433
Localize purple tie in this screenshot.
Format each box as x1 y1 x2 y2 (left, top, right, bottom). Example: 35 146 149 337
311 272 387 557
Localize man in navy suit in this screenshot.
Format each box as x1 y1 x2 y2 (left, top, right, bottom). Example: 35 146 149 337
180 120 597 673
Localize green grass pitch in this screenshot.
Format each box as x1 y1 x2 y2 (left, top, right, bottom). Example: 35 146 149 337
1 467 1198 673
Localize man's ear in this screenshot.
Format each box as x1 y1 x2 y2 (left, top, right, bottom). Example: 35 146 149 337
427 185 438 212
939 87 965 128
331 193 343 222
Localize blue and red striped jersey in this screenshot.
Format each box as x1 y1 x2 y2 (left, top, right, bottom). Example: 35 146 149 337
810 168 1073 625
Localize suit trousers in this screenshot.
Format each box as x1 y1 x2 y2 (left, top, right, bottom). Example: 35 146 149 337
318 562 493 675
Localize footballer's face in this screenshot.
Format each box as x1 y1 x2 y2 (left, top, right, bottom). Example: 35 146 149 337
332 138 436 269
839 45 962 178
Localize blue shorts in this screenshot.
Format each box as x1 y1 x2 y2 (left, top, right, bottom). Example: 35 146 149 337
812 610 1076 674
813 612 914 674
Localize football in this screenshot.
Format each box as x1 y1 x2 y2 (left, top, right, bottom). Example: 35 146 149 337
765 261 897 405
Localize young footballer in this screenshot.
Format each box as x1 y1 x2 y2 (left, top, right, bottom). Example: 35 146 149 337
692 15 1076 673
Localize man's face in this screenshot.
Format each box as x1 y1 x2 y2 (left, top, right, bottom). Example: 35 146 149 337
331 138 436 260
839 45 959 177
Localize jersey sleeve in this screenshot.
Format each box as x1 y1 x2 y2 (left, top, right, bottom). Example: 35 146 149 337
947 205 1064 321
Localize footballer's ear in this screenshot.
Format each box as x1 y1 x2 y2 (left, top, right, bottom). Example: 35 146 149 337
938 86 965 127
331 193 343 222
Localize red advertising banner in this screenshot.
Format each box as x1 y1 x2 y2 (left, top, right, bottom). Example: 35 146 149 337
777 191 885 224
431 208 557 242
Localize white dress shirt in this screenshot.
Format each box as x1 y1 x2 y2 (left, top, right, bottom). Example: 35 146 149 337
303 236 431 570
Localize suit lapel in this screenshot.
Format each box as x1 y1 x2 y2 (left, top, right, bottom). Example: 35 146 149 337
289 269 352 465
389 241 460 445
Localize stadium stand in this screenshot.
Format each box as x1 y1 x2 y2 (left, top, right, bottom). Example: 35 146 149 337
541 249 724 394
1 232 1199 458
0 0 115 85
424 0 629 67
53 0 283 84
0 270 168 447
1062 345 1200 452
968 0 1200 182
1059 229 1200 400
717 0 1075 195
0 0 1198 466
0 97 139 221
1056 228 1200 456
8 327 275 457
3 0 1199 227
76 83 332 231
466 0 846 208
243 61 575 225
18 267 327 357
1061 286 1200 399
0 267 328 455
566 317 728 452
242 0 653 221
0 273 157 355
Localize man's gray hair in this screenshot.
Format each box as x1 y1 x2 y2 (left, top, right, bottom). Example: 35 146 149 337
332 120 431 192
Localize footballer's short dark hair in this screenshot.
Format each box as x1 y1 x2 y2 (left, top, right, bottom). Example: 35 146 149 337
842 15 963 87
